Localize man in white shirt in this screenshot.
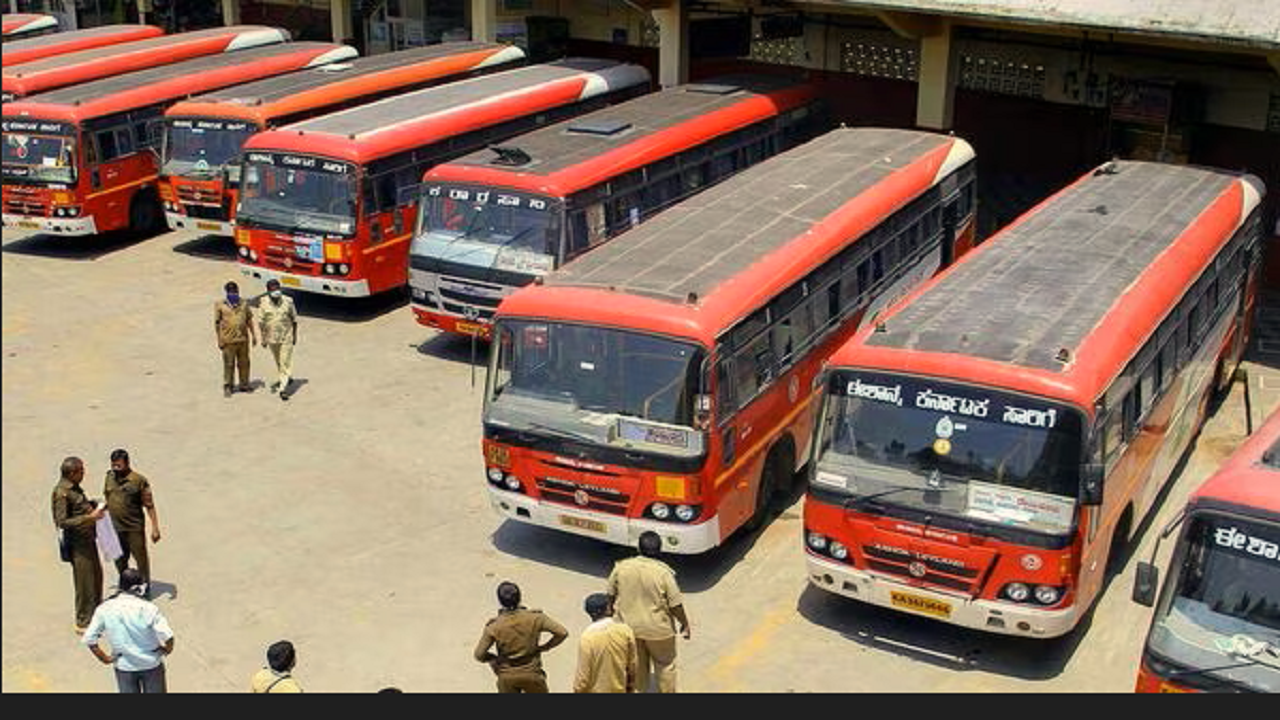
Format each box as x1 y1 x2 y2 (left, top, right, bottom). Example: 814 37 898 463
82 568 174 693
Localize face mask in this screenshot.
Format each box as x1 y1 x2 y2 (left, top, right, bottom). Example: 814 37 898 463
269 290 283 300
226 293 239 305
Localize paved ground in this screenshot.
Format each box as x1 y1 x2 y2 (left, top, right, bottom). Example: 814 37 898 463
3 225 1277 693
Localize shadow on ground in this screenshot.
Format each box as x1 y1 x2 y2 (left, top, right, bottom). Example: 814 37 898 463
288 287 408 323
171 234 237 262
1 229 155 260
414 331 490 369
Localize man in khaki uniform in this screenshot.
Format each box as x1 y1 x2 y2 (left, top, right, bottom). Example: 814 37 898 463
574 592 638 693
52 456 105 632
607 531 691 693
256 278 298 401
473 581 569 693
103 448 160 596
215 280 257 397
251 640 303 693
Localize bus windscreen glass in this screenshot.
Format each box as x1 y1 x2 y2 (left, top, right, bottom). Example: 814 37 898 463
163 119 258 179
238 152 356 236
416 184 560 276
2 121 75 184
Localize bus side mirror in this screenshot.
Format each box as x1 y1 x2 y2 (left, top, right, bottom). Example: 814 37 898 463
1080 463 1104 506
1132 561 1159 607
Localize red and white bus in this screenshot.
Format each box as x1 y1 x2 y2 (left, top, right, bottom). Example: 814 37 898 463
160 41 525 237
2 25 290 102
3 24 163 68
409 75 827 339
1131 407 1279 692
234 58 650 298
1 13 57 39
2 42 355 236
804 161 1265 638
481 128 977 553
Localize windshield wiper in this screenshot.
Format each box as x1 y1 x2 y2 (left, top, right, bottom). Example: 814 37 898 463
522 420 599 444
1168 635 1280 680
842 485 919 511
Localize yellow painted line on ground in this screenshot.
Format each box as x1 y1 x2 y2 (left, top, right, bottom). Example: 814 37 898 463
702 602 795 692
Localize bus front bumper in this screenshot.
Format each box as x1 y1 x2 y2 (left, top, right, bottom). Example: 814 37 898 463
806 553 1081 638
486 486 721 554
166 212 233 236
411 303 492 338
240 265 370 297
3 213 97 236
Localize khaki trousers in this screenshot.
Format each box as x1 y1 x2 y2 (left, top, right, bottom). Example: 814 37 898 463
268 342 294 389
69 540 103 627
636 636 678 693
221 341 250 387
495 669 548 693
114 529 149 586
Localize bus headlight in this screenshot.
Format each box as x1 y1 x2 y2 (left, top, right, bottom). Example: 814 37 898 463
502 474 522 492
829 541 849 560
248 250 258 262
238 245 250 258
807 532 828 552
323 263 335 274
1033 585 1062 605
1004 582 1031 603
674 505 696 522
486 467 505 483
338 263 349 275
649 502 671 520
65 206 80 217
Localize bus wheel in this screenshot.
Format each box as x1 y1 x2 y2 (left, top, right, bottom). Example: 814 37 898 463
1105 509 1133 577
744 451 783 533
128 189 163 236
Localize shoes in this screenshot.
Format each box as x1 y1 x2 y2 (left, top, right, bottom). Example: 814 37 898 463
269 382 280 394
223 385 233 398
280 391 290 402
238 384 253 394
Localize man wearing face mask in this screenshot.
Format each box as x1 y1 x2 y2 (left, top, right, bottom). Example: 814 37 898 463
215 280 257 397
256 278 298 401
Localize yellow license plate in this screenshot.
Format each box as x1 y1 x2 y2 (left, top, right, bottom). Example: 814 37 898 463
455 321 483 336
197 221 220 231
18 220 40 229
560 515 606 534
890 591 952 619
280 276 300 287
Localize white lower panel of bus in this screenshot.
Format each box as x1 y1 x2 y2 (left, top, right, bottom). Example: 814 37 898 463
240 266 370 297
486 485 721 555
2 213 97 236
166 212 232 237
806 553 1081 638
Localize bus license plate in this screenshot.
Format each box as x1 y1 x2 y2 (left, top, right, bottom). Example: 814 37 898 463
197 221 220 231
18 220 40 229
455 321 483 336
560 515 606 534
280 276 300 287
890 591 952 619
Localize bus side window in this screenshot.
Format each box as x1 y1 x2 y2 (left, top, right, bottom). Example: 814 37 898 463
1139 365 1157 417
95 130 118 163
113 128 134 158
1103 409 1123 463
1123 387 1142 439
715 358 736 420
565 210 590 261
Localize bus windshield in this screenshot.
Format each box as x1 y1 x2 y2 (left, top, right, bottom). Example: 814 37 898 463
162 119 259 179
814 370 1083 535
2 130 76 184
1147 513 1280 691
415 184 560 276
486 320 707 458
238 156 357 237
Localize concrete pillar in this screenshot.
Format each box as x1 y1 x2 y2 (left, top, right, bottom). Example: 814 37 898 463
221 0 240 26
654 0 688 88
916 21 957 130
331 0 352 43
471 0 496 42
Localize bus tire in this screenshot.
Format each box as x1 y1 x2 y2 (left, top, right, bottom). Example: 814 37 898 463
1105 508 1133 577
744 448 784 533
128 188 163 236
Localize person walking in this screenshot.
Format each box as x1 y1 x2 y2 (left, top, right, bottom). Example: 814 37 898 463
573 592 638 693
606 531 691 693
82 568 174 693
52 456 105 634
215 280 257 397
256 278 298 401
473 581 569 693
103 449 160 597
251 640 303 693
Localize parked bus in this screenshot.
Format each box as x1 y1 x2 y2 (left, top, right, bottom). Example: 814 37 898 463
160 41 525 237
409 75 827 339
480 128 978 553
803 161 1265 638
235 58 650 298
2 42 356 237
2 26 290 102
1131 407 1279 692
3 24 163 68
1 13 57 39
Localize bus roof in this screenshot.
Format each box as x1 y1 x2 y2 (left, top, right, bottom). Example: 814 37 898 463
1 13 57 36
1190 408 1280 521
164 42 525 125
2 42 356 124
499 128 973 347
2 24 164 68
423 74 818 197
2 26 290 99
241 58 651 165
834 161 1263 407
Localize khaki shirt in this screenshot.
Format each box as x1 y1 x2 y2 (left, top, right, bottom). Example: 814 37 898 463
215 300 253 346
607 556 683 641
250 668 302 693
256 295 297 346
573 617 638 693
103 470 152 531
473 607 568 675
51 478 98 544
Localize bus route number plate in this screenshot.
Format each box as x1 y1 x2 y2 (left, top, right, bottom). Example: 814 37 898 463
560 515 606 534
890 591 952 619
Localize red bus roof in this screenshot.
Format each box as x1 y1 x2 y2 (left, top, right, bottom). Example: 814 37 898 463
828 161 1265 409
241 58 651 166
2 42 356 125
497 128 975 348
2 25 290 100
1189 408 1280 520
1 13 57 37
2 24 163 68
164 42 524 126
422 75 819 197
